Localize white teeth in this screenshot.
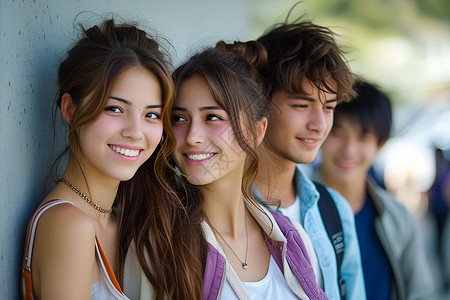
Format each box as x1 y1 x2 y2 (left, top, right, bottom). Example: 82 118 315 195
302 139 315 143
110 145 139 157
186 153 214 161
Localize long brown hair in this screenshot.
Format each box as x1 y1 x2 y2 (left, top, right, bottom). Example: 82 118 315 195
117 97 207 298
118 112 206 297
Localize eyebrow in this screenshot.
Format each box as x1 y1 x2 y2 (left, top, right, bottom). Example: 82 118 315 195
200 106 223 111
172 106 187 112
110 96 162 109
172 105 224 112
288 96 338 103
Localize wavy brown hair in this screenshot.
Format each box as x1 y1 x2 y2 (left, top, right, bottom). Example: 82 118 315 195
257 20 355 103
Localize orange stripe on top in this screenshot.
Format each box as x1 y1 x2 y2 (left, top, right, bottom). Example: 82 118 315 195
94 236 124 294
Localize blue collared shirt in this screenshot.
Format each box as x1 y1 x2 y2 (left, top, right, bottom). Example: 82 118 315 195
254 167 366 300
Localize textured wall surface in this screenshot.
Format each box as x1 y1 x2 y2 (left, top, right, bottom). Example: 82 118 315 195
0 1 248 297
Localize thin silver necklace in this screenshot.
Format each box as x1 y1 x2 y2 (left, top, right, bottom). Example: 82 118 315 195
212 211 249 269
55 177 113 214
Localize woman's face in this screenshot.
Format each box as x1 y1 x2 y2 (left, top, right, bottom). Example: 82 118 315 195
172 75 246 186
78 66 163 182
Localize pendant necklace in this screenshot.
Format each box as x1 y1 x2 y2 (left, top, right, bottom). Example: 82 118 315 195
212 210 249 269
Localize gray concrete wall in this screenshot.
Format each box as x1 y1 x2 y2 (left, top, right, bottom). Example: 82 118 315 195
0 0 248 298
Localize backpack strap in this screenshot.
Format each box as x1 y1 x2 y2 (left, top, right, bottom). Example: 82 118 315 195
314 181 346 300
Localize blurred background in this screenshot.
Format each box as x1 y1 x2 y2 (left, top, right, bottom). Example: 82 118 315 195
248 0 450 218
1 0 449 297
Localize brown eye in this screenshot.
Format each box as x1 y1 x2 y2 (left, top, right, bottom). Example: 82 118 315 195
173 115 187 123
105 106 122 113
146 112 160 119
206 114 223 121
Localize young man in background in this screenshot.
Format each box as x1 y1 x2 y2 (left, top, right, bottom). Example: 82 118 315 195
316 79 436 300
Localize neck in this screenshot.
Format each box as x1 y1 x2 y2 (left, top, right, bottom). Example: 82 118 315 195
61 155 119 215
321 169 366 213
201 170 246 239
256 155 297 208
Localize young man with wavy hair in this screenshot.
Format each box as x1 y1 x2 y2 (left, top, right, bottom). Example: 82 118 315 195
253 21 366 300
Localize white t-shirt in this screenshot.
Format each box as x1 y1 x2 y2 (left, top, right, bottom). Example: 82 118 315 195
279 195 302 225
221 256 299 299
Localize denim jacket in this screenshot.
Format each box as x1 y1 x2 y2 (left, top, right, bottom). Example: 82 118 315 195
254 167 366 300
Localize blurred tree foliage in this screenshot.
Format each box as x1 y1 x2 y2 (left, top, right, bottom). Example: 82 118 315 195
307 0 450 24
247 0 449 106
413 0 450 20
248 0 449 38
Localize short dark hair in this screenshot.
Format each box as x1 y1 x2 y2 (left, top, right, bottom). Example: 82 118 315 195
257 21 355 102
334 79 392 144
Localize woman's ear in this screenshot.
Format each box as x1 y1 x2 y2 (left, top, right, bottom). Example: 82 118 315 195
256 117 268 146
61 93 76 125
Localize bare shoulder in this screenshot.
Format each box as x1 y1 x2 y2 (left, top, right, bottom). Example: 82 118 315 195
31 202 96 299
36 202 95 239
32 201 97 267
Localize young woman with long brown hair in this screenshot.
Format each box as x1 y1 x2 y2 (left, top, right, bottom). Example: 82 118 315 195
21 18 173 300
122 42 327 299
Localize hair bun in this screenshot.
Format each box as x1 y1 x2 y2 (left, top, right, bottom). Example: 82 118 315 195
215 40 269 94
215 40 268 70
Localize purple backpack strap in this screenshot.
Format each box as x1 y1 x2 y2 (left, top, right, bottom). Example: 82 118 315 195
268 210 328 300
203 242 225 300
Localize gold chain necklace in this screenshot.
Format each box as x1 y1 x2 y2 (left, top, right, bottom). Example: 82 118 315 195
55 177 113 214
210 211 249 269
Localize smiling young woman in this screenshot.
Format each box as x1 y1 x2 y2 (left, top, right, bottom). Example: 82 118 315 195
21 18 173 300
171 74 247 187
